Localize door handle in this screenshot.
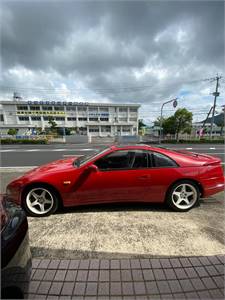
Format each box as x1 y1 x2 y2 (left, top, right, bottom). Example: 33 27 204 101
138 175 151 179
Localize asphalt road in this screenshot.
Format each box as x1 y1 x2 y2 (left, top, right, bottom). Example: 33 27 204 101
1 143 224 167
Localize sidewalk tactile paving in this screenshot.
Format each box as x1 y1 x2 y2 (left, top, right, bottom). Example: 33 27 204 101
26 255 224 299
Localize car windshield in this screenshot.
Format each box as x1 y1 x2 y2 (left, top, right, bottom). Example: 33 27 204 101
73 147 110 167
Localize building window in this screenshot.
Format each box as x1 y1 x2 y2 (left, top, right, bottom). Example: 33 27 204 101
100 118 109 121
119 107 127 112
119 117 127 122
67 117 76 121
66 106 76 111
122 126 131 132
0 114 4 121
30 106 40 110
89 117 98 121
55 106 63 111
78 107 87 111
55 117 65 121
78 117 87 121
31 116 41 121
99 107 109 112
17 106 28 110
89 127 99 132
42 106 52 111
89 107 98 111
101 126 111 132
43 116 51 121
129 108 137 112
19 116 29 121
129 117 137 121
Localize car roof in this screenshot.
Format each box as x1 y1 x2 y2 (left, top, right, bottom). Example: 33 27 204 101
110 144 160 151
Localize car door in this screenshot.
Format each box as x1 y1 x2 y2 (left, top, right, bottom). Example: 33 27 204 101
142 151 180 202
75 149 152 204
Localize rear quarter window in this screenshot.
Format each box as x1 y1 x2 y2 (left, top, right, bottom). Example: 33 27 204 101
153 152 178 168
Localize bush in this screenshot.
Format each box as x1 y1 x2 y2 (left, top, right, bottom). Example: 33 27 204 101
161 139 224 144
0 139 48 144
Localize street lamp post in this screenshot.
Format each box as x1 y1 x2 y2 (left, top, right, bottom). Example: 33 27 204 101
159 98 178 144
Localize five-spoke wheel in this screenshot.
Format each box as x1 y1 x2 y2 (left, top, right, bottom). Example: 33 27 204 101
167 180 200 212
23 186 58 217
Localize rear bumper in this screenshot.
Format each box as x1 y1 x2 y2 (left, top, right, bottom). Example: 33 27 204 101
201 176 225 197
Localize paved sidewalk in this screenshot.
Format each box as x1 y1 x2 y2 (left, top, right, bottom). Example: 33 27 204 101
26 255 224 299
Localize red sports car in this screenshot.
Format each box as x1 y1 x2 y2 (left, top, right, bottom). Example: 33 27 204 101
6 145 224 217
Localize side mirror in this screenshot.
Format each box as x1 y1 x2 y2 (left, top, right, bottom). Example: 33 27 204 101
87 164 98 172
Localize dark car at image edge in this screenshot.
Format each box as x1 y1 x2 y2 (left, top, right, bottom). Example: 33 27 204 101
1 194 32 299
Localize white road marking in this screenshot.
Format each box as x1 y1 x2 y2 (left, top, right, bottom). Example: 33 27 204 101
209 147 216 150
186 147 193 150
0 149 15 152
0 148 96 152
26 149 40 152
63 154 83 157
0 166 37 172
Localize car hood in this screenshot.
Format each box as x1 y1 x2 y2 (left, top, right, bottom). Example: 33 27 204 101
23 156 79 178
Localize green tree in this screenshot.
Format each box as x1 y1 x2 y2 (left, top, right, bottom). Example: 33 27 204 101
138 119 146 130
155 108 193 141
48 117 57 134
173 108 193 141
8 128 18 135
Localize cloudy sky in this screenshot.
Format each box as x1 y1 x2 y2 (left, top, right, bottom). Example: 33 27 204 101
1 0 224 124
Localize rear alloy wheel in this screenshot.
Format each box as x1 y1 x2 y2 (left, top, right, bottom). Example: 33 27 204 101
167 180 200 212
24 187 58 217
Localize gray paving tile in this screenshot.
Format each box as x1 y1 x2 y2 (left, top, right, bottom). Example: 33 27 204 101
89 259 100 270
38 259 51 269
43 270 57 281
140 258 151 269
110 270 121 282
120 259 131 269
197 290 211 299
169 258 182 268
156 280 171 294
110 282 122 295
100 260 110 269
87 270 99 282
132 269 143 281
65 270 77 281
37 281 51 294
79 260 90 270
85 283 98 296
164 268 176 280
110 260 120 269
97 282 110 296
153 269 166 280
54 270 67 281
122 282 134 295
190 278 205 291
68 260 80 270
179 279 194 292
150 259 161 269
133 281 146 295
61 282 75 295
143 269 154 281
168 280 182 293
121 269 132 281
201 276 217 289
28 281 41 294
58 260 70 270
33 269 46 281
130 259 141 269
48 260 60 270
146 281 159 295
195 266 209 277
73 283 86 296
49 282 63 295
99 270 109 281
76 270 88 282
159 259 172 269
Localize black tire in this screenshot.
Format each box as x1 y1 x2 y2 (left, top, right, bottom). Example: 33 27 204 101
166 180 200 212
22 185 59 217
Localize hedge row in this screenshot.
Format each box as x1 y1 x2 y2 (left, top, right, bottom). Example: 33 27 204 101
161 139 224 144
0 139 48 144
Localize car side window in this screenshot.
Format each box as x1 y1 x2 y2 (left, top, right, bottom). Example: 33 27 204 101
130 150 148 169
152 152 177 167
94 150 132 170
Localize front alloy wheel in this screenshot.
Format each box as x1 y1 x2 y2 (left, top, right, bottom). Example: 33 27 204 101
167 181 200 212
24 187 58 217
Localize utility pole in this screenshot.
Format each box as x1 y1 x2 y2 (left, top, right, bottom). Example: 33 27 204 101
210 75 221 140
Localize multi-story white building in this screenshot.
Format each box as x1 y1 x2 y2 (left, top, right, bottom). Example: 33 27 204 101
0 100 140 137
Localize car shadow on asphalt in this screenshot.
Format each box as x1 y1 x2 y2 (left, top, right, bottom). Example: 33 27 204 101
56 202 176 214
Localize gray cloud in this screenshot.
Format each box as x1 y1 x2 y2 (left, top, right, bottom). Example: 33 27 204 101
1 0 224 123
